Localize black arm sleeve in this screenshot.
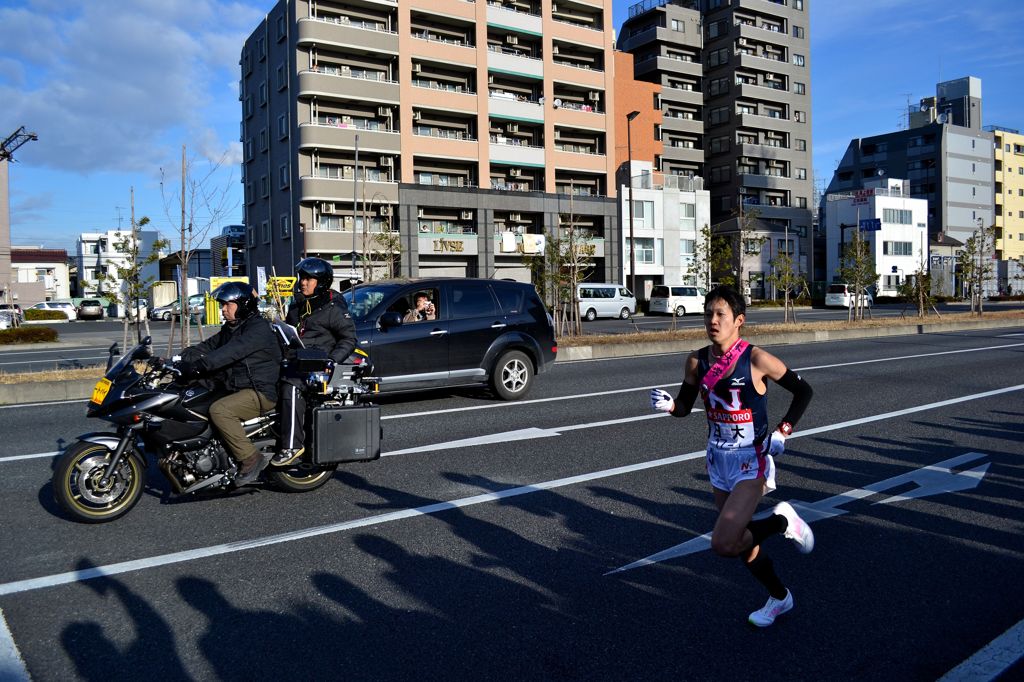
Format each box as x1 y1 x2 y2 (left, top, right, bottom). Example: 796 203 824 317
670 382 700 418
775 369 813 428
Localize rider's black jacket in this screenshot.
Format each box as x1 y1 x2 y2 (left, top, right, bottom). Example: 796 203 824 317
284 290 357 363
182 314 282 401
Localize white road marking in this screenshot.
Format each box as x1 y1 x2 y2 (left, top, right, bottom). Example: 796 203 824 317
939 616 1024 681
0 399 88 411
608 452 991 574
0 384 1019 598
0 607 29 681
0 356 107 367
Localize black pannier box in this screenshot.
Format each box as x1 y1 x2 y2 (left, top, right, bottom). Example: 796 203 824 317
295 348 330 372
311 404 381 464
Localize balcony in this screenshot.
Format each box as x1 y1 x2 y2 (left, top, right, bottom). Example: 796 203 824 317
490 139 546 166
488 92 544 122
487 46 544 78
299 176 399 202
298 68 399 104
298 122 401 152
485 3 542 34
737 171 790 190
297 17 399 54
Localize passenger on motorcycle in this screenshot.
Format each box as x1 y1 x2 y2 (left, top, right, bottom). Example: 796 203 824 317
177 282 282 485
275 257 357 465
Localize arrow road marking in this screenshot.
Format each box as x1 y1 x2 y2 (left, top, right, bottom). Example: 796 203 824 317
606 452 990 575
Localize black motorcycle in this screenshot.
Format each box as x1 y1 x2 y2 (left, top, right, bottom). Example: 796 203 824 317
52 336 381 523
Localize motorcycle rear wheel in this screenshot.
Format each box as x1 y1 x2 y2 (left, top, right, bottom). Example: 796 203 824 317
53 442 146 523
265 462 338 493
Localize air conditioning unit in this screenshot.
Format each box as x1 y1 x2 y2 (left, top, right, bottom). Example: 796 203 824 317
460 210 473 220
418 208 426 218
552 45 559 55
506 34 518 45
379 205 393 216
413 110 422 121
588 91 600 101
340 65 351 75
509 168 522 177
342 215 354 228
509 212 521 222
342 115 353 124
321 203 336 214
507 123 519 133
488 75 495 84
412 63 422 73
552 3 558 11
380 156 393 167
378 106 389 116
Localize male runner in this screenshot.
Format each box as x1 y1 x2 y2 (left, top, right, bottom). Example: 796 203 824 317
650 285 814 627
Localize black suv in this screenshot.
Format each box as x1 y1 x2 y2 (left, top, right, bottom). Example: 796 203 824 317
342 278 556 399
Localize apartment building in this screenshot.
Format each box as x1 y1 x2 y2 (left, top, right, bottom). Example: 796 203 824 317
242 0 621 283
991 125 1024 291
9 247 71 302
619 0 815 288
76 230 163 298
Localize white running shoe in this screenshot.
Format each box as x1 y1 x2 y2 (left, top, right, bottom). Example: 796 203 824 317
774 501 815 554
748 590 793 627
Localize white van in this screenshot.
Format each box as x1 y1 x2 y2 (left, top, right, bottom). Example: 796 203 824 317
577 283 637 321
649 285 706 317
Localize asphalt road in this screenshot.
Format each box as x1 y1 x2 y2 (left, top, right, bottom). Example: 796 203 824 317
0 327 1023 680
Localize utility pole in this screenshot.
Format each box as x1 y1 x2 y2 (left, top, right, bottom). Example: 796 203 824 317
180 145 187 346
1 127 39 311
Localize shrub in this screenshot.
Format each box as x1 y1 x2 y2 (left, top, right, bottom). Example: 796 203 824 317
0 326 59 345
24 309 68 321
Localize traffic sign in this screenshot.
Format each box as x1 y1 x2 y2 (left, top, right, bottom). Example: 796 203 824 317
859 218 881 232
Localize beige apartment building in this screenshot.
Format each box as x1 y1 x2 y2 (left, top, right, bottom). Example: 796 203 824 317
242 0 622 282
992 126 1024 291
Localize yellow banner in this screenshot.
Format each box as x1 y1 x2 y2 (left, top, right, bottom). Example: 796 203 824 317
210 276 250 291
267 276 297 296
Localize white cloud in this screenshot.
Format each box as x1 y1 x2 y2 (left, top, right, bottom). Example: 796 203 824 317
0 0 263 176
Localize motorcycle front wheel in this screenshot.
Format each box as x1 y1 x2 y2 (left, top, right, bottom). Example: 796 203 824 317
53 442 146 523
265 462 338 493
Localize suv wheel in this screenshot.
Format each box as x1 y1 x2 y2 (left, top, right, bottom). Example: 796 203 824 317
491 350 533 400
619 307 631 319
584 308 597 322
674 305 686 317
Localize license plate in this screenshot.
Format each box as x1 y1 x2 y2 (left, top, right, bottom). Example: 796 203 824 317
90 378 112 404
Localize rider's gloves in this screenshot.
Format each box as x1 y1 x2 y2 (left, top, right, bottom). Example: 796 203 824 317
650 388 675 413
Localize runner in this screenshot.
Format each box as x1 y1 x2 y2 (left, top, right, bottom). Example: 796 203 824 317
650 285 815 627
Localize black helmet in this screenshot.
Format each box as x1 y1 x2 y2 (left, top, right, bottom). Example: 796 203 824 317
295 257 334 297
213 282 259 320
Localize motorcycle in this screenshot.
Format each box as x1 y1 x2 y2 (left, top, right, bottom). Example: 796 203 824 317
52 335 381 523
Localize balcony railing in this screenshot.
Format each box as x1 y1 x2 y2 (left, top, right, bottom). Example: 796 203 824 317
310 15 397 34
308 65 395 83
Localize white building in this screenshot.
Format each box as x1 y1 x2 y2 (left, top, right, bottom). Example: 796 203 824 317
825 178 929 296
10 247 71 302
76 230 164 298
621 162 712 300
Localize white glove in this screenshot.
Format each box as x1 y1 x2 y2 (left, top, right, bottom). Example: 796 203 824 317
767 429 786 456
650 388 675 413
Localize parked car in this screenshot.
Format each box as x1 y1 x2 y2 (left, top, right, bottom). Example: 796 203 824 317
150 302 176 321
576 283 636 321
0 311 13 330
825 283 873 309
76 299 105 320
0 303 23 322
342 278 556 400
29 301 79 319
150 295 206 321
124 299 149 321
648 285 707 317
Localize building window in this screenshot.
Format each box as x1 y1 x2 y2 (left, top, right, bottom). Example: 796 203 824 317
883 208 912 224
259 128 268 151
278 114 288 139
261 220 270 244
247 226 255 247
884 275 901 288
680 239 695 256
276 14 287 42
792 25 805 39
259 81 267 106
260 175 269 198
280 214 291 239
631 238 655 264
707 47 729 68
883 241 913 255
276 64 287 91
794 110 806 123
796 139 807 151
777 239 794 255
278 164 289 189
796 168 807 180
794 0 804 9
258 37 266 62
709 106 730 125
710 136 730 154
793 54 805 67
743 239 761 255
796 197 808 208
794 82 806 95
245 183 253 205
671 19 683 31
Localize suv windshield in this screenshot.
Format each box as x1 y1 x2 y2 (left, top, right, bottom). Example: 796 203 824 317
343 283 402 322
827 285 848 294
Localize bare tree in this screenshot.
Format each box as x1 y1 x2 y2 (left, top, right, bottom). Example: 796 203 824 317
160 145 238 349
766 245 802 323
837 227 877 321
957 222 995 315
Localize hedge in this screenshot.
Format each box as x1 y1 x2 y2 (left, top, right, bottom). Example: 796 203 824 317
24 309 69 321
0 326 59 345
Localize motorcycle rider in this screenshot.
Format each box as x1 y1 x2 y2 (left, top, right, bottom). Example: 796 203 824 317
274 257 357 465
177 282 282 486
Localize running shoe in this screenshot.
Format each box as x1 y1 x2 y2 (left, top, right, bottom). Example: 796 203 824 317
748 590 793 627
774 501 814 554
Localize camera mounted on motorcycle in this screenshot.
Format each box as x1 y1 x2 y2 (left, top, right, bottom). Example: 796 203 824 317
295 348 331 372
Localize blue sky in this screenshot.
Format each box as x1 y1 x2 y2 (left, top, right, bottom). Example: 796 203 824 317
3 0 1024 254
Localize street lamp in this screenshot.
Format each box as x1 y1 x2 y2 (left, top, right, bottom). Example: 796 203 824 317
626 110 640 297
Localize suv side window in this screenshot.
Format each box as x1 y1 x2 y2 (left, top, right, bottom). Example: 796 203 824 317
490 282 524 315
451 282 497 318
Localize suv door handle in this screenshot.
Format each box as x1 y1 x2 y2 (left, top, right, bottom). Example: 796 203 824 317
490 322 507 329
429 329 448 336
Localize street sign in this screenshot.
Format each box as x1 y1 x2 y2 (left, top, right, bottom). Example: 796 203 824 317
859 218 882 232
266 276 297 296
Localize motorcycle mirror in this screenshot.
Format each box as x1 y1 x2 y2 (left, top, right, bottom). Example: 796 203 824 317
106 343 120 371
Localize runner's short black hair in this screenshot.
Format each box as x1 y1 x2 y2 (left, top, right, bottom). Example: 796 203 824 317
705 285 746 318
